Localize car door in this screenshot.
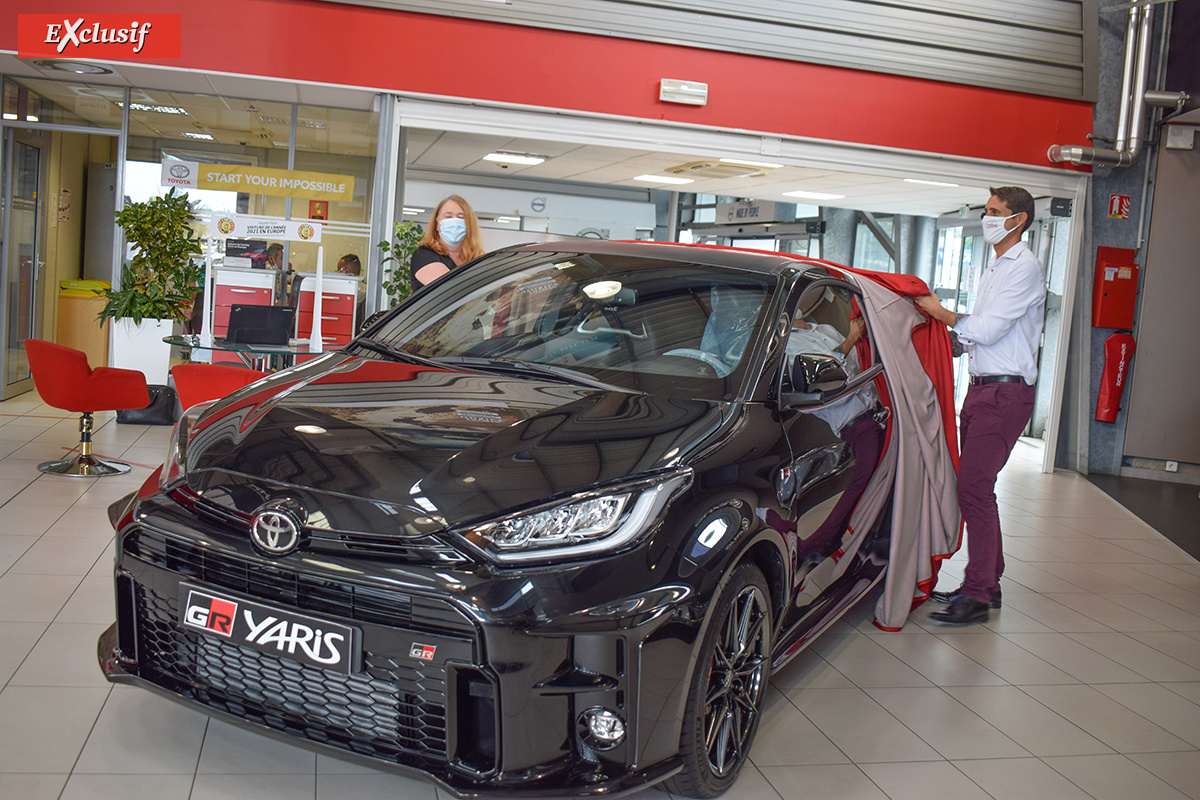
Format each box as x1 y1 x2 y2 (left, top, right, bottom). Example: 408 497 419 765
772 278 889 626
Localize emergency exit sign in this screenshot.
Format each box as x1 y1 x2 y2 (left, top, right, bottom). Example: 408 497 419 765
1108 194 1131 219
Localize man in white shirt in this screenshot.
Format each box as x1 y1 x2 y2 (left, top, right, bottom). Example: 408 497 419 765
916 186 1046 624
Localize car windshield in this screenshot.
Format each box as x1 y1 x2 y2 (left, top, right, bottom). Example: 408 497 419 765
361 250 776 401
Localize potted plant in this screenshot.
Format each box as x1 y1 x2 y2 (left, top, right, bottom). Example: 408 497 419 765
98 187 204 383
376 219 424 307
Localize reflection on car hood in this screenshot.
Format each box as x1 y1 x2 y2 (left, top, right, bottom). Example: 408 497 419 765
184 354 726 531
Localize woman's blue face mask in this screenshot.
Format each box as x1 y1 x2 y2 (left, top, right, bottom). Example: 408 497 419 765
439 217 467 246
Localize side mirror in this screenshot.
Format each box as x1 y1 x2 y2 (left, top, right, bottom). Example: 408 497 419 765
780 354 850 408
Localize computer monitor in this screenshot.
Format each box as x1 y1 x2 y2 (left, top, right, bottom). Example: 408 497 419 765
225 304 295 345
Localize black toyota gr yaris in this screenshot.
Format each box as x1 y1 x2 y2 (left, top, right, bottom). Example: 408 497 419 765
100 241 914 797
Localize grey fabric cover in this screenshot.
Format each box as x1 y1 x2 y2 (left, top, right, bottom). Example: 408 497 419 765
837 274 961 630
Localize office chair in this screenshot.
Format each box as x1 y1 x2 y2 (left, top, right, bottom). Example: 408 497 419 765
24 339 150 477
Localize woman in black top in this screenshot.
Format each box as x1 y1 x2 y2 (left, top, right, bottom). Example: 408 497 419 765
410 195 484 288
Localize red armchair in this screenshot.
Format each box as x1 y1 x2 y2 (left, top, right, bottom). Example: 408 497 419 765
171 363 269 411
24 339 150 477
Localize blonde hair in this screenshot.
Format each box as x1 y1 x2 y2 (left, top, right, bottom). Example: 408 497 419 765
420 195 484 262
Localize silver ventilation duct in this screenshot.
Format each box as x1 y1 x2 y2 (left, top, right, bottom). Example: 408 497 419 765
1048 2 1188 168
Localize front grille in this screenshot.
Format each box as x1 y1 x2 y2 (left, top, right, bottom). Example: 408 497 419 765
125 527 476 636
136 582 449 766
189 494 470 564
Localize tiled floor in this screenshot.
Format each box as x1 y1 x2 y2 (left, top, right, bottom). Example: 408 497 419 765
2 390 1199 800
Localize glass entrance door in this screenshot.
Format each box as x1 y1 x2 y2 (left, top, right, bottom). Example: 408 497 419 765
0 127 47 399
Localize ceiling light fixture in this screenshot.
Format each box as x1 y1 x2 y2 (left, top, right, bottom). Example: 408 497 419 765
783 189 845 200
483 151 547 166
719 158 784 170
402 207 425 215
117 102 189 115
32 59 113 75
634 174 694 185
904 178 960 187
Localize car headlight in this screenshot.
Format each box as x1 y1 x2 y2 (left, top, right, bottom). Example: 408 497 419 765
159 401 212 491
458 470 691 563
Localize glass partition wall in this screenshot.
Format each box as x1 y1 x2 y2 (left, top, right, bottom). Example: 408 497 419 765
1 75 380 351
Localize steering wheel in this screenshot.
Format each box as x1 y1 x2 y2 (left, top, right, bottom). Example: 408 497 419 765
663 348 732 377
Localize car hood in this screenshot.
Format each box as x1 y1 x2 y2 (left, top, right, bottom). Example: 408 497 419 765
183 354 726 533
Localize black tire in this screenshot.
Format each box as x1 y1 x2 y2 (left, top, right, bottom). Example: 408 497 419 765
665 562 772 798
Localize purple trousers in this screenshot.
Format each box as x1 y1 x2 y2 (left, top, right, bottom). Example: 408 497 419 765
958 382 1035 604
807 411 885 554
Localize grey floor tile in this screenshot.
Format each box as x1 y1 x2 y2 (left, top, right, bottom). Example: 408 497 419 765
9 622 112 688
197 720 317 774
865 687 1028 760
866 629 1009 687
1000 632 1148 683
0 573 84 622
190 773 316 800
73 686 209 774
1127 751 1200 800
809 632 934 689
0 621 48 688
952 756 1094 800
858 760 993 800
934 633 1077 685
782 687 942 764
0 686 110 773
58 773 195 800
758 763 889 800
942 685 1111 757
1065 631 1200 682
1092 682 1200 747
749 690 849 767
1020 684 1193 753
1042 753 1191 800
0 773 69 800
315 771 443 800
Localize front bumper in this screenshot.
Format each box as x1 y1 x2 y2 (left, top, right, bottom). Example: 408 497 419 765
99 508 700 796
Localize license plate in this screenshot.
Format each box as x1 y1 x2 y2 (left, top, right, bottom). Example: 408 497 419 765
178 582 361 674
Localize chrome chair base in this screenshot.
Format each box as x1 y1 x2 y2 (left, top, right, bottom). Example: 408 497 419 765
38 453 132 477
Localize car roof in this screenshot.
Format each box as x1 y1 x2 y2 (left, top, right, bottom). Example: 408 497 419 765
499 239 808 276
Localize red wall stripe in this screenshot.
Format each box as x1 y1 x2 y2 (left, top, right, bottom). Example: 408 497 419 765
3 0 1093 169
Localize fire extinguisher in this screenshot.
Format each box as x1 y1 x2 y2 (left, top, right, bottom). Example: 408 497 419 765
1096 331 1135 423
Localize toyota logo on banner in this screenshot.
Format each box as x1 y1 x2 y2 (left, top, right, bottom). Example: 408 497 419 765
250 502 305 556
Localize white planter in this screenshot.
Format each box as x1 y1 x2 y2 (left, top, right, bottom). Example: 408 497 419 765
111 317 174 385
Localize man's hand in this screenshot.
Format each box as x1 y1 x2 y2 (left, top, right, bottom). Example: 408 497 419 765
915 294 956 327
842 317 866 354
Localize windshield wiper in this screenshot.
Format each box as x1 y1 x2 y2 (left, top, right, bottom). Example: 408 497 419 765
350 338 445 369
436 356 626 392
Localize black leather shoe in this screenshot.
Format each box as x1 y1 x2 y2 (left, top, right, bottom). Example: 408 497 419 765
930 586 1001 608
930 595 990 624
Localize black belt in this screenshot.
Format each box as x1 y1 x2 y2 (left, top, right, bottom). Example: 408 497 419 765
969 374 1026 386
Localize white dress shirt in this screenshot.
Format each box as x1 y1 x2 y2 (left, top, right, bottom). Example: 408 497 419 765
787 323 877 435
954 240 1046 384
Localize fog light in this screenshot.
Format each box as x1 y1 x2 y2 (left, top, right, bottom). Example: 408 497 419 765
580 707 626 749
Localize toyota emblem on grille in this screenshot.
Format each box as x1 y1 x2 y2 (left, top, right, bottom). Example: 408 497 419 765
250 502 304 555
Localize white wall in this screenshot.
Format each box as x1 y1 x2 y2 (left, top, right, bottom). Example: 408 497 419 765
404 180 655 241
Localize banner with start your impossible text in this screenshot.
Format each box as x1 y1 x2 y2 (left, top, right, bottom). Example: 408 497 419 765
163 161 354 202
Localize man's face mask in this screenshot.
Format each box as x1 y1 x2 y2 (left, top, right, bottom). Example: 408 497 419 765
981 212 1019 245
